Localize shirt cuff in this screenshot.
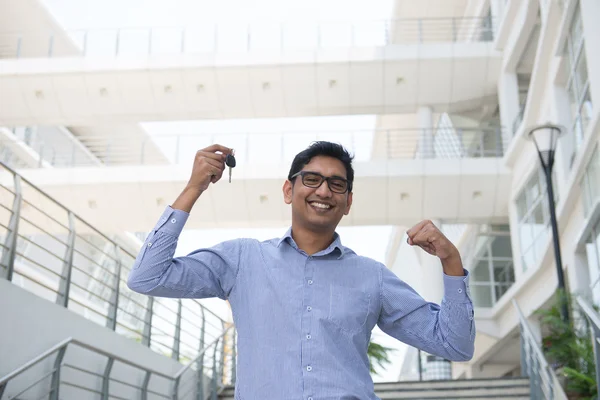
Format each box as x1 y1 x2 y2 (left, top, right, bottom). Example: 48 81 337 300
152 206 189 237
443 269 471 303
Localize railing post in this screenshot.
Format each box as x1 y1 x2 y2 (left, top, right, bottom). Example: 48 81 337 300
0 174 22 281
106 244 121 331
16 35 22 58
115 29 121 56
231 327 237 384
48 34 54 57
519 324 527 377
141 371 151 400
49 346 67 400
593 325 600 398
452 17 457 42
220 321 226 383
181 28 186 53
495 127 504 157
211 340 219 400
83 31 88 55
197 308 206 400
101 357 114 400
142 297 154 347
172 376 181 400
56 212 76 307
172 299 182 361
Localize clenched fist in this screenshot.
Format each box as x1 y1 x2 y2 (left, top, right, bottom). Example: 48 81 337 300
406 220 463 275
187 144 232 193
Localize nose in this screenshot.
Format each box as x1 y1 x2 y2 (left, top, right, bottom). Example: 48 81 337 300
314 180 333 197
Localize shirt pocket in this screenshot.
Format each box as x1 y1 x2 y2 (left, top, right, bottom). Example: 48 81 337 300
327 284 370 335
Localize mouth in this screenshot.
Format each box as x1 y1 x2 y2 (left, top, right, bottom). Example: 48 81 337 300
307 200 335 213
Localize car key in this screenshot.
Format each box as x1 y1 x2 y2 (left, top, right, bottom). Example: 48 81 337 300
225 152 236 183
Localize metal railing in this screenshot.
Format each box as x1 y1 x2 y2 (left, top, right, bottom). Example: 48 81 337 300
0 127 506 169
513 300 568 400
0 17 495 59
0 330 235 400
575 297 600 397
0 161 236 379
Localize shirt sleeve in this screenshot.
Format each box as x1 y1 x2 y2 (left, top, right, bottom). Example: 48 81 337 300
126 206 244 300
376 265 475 362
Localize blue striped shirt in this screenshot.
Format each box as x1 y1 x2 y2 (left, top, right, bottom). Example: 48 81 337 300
127 206 475 400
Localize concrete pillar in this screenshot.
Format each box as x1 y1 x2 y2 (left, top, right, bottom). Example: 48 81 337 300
417 106 434 158
489 0 504 35
418 219 445 305
497 72 520 140
580 0 600 108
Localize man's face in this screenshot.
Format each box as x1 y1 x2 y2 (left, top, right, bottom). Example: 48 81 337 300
283 155 353 233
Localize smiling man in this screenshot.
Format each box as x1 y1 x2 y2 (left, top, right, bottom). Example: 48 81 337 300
127 141 475 400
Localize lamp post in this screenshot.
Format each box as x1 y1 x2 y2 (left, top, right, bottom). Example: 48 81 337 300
526 123 570 323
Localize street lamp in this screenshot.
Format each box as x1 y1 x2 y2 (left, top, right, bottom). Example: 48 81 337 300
526 123 570 323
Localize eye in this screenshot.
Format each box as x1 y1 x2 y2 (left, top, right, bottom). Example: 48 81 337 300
330 180 346 191
303 174 321 185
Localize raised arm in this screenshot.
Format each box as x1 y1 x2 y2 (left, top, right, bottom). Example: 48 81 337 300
377 220 475 361
127 144 241 300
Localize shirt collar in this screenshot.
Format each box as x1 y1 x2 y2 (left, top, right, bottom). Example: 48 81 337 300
277 228 346 259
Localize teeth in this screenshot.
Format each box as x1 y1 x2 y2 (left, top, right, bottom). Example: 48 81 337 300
311 202 331 209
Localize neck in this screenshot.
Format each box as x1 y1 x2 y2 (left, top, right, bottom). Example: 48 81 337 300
290 224 337 255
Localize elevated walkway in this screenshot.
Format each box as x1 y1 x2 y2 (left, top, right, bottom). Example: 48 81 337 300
0 41 501 125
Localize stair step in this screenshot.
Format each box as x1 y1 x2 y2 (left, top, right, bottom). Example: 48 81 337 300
375 378 529 391
218 378 531 399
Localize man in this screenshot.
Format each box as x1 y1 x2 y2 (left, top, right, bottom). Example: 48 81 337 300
128 141 475 400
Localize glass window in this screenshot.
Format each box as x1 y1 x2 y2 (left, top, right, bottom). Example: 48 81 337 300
581 146 600 215
468 227 515 307
516 169 557 272
564 5 593 156
586 221 600 305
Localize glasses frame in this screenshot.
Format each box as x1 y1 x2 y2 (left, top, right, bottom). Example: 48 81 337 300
290 171 352 194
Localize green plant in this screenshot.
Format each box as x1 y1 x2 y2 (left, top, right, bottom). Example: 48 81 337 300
368 340 395 375
536 290 597 400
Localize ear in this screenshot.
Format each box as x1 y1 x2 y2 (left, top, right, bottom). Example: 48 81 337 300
344 191 353 215
283 180 293 205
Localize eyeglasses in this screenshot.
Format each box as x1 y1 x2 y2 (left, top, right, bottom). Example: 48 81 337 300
290 171 351 194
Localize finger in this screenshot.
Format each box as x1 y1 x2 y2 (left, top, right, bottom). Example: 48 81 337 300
201 144 232 155
211 169 225 183
406 220 432 240
201 157 226 172
197 150 228 162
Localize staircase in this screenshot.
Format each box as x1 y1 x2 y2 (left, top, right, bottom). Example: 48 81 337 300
218 377 530 399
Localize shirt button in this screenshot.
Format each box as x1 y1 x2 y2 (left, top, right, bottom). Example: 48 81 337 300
307 306 312 311
147 242 152 247
171 218 177 223
306 366 312 372
308 397 313 400
458 288 463 293
308 280 313 285
306 334 311 340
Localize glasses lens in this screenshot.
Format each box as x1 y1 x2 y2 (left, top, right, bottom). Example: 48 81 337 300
328 178 348 193
302 172 323 187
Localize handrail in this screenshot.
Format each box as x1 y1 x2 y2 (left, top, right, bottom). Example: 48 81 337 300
0 16 495 59
0 337 72 385
0 332 236 399
0 161 231 370
575 297 600 397
512 299 568 400
1 126 507 169
175 325 234 379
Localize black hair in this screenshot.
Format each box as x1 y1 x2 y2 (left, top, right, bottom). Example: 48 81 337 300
287 141 354 192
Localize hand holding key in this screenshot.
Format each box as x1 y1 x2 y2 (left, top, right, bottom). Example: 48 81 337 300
186 144 232 193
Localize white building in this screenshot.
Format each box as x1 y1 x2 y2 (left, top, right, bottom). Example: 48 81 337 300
0 0 599 398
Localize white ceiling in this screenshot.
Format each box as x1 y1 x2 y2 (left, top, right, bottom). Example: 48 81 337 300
9 158 511 234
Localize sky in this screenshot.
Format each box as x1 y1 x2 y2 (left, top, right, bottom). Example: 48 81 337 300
42 0 409 381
